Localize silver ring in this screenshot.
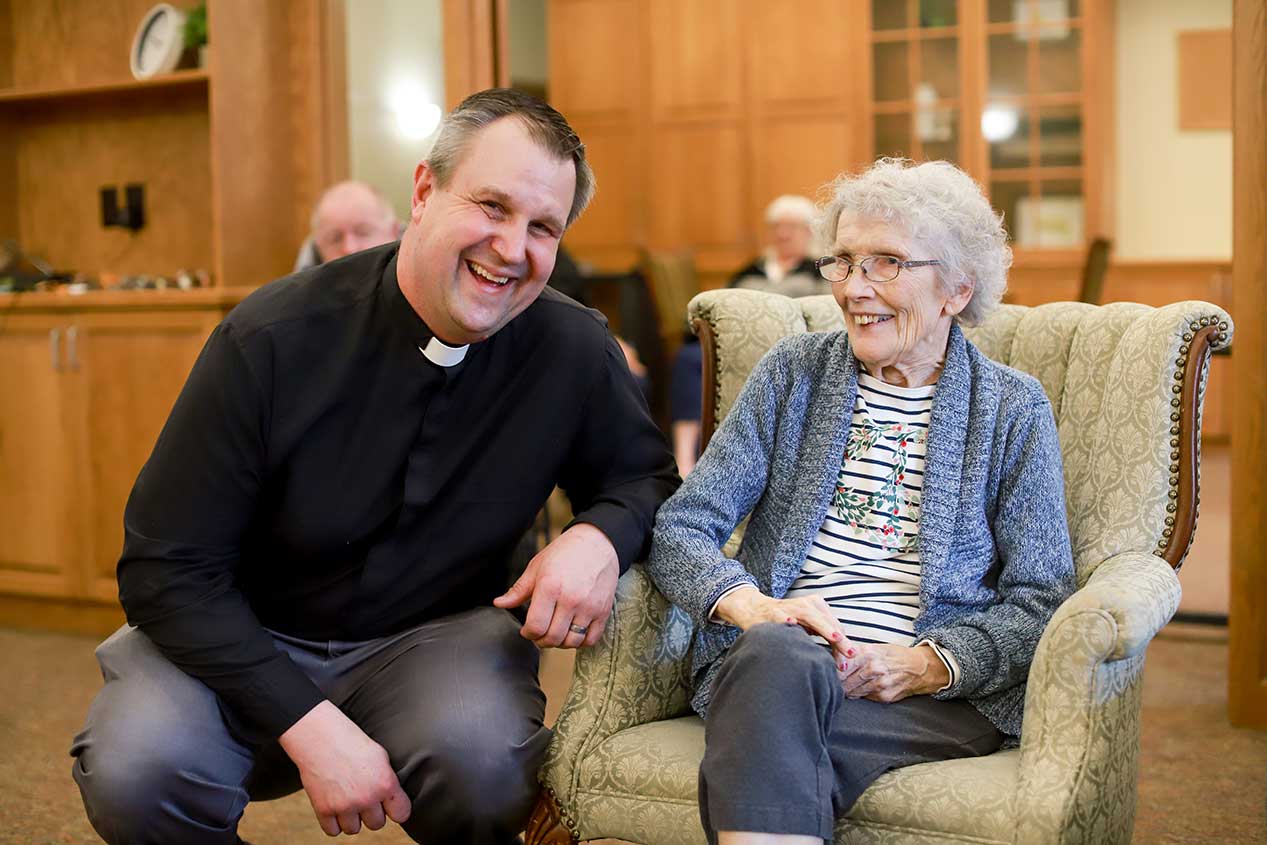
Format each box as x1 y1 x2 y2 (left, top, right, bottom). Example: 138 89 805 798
568 623 588 635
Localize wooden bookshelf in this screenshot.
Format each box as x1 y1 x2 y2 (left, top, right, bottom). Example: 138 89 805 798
0 68 209 104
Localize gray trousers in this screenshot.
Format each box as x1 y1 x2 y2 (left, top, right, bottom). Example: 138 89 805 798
699 623 1004 842
70 607 549 845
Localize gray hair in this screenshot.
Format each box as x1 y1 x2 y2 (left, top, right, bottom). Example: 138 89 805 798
426 88 595 227
817 158 1011 326
764 194 816 226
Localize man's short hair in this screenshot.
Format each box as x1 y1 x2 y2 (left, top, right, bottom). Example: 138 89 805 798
426 88 595 227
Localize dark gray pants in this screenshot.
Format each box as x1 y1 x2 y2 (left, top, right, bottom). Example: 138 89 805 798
70 607 549 845
699 623 1003 842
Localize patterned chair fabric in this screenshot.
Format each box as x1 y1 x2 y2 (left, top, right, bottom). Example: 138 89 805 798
532 293 1232 845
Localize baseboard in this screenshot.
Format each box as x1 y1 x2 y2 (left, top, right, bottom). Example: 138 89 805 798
0 593 125 638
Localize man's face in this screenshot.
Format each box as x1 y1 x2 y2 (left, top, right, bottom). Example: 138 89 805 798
313 186 398 261
398 118 575 345
768 218 813 263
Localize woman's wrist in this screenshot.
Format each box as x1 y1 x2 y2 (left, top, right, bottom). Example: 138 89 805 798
917 643 952 693
714 585 763 629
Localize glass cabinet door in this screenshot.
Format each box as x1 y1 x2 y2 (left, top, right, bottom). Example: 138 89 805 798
982 0 1086 248
869 0 1097 252
869 0 963 168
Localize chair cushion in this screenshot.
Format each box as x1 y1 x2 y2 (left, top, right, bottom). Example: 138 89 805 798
579 717 1019 844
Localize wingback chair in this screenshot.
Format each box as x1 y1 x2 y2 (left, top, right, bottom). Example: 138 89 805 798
527 292 1232 845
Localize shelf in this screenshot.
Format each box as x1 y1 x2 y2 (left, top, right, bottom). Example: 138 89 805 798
0 69 209 105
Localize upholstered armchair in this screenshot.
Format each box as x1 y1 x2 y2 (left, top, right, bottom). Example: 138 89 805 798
527 292 1232 845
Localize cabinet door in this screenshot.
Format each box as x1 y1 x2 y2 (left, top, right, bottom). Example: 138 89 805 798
68 310 222 602
0 313 80 597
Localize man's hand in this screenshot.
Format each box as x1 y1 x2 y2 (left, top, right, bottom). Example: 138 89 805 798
278 700 412 836
715 586 854 664
839 642 950 703
493 522 618 648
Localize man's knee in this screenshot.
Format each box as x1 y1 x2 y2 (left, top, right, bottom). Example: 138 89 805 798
399 715 551 838
72 628 250 844
73 735 247 845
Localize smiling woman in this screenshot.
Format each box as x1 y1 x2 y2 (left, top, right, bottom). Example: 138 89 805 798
646 158 1073 844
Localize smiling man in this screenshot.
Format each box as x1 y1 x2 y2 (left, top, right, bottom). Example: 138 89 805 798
70 89 679 845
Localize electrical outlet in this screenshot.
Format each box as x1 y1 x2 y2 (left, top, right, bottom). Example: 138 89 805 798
100 184 146 231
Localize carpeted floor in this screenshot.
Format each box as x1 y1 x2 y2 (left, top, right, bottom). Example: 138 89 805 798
2 622 1263 844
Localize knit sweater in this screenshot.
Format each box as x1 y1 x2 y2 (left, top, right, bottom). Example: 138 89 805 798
646 323 1076 736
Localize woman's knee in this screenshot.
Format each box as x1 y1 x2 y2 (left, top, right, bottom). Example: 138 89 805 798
723 623 836 686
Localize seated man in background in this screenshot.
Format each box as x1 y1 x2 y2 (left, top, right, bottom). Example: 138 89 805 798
727 193 829 297
293 179 402 271
670 194 831 475
71 88 678 845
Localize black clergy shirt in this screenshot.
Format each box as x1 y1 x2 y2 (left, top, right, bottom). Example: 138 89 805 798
117 243 679 740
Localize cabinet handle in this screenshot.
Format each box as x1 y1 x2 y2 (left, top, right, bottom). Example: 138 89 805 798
66 326 80 371
49 328 61 372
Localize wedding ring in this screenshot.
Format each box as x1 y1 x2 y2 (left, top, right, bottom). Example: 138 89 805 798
568 623 589 635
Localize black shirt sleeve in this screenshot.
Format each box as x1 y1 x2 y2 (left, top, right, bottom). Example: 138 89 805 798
117 321 325 742
560 330 681 572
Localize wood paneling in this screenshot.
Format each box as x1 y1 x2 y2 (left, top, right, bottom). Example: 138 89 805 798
288 0 350 242
650 125 746 249
550 0 641 120
562 126 644 252
743 0 852 110
12 90 212 279
1229 0 1267 729
648 0 743 118
1178 29 1233 131
0 314 79 598
209 0 321 287
750 118 851 229
72 310 220 601
6 0 162 89
443 0 497 109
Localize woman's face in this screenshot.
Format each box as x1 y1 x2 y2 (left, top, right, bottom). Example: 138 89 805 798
831 212 972 386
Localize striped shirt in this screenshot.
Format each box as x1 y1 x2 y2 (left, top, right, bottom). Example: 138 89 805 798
786 370 934 646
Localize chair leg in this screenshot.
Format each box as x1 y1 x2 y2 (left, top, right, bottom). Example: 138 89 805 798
524 787 578 845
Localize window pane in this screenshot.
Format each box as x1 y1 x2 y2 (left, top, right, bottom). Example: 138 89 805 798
872 0 908 30
920 37 959 99
1038 0 1079 21
920 0 957 27
922 109 959 165
874 41 911 102
990 180 1033 244
874 112 912 159
988 0 1015 23
985 105 1029 168
1037 28 1081 94
1038 106 1082 166
1014 179 1084 247
988 33 1028 98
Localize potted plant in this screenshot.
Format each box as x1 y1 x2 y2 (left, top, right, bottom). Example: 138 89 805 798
183 3 208 68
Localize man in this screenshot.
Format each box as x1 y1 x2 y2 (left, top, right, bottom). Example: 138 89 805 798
294 180 402 271
70 89 679 845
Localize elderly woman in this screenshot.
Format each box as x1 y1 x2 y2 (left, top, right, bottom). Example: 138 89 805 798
646 159 1075 845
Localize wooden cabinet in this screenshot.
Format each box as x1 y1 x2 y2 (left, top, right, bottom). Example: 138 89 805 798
0 0 346 289
0 291 245 612
0 314 81 599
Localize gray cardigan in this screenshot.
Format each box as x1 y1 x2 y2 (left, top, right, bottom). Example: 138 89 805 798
646 324 1075 736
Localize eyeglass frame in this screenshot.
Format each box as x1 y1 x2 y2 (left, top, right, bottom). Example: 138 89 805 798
813 254 942 284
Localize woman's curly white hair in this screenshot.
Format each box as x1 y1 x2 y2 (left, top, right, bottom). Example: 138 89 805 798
816 158 1011 326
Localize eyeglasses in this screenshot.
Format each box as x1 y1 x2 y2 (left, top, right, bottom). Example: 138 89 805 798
814 254 942 284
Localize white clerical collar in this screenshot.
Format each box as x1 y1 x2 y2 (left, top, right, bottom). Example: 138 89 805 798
420 336 469 367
